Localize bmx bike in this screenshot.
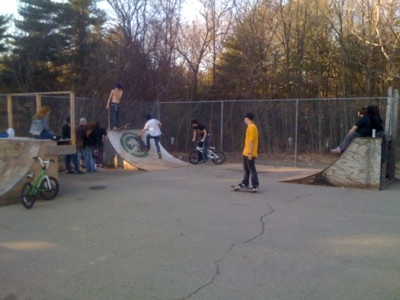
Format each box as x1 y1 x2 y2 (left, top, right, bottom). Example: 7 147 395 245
20 157 59 209
189 144 225 165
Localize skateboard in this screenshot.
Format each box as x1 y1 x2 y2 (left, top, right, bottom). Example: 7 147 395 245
114 123 131 131
231 185 258 193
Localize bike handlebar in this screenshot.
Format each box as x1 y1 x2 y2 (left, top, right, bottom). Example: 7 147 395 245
32 157 54 168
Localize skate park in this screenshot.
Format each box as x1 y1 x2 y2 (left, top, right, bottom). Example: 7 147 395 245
1 91 400 299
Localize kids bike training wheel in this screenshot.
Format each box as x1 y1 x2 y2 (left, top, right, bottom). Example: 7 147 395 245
20 182 36 209
40 177 59 200
189 151 200 164
212 151 225 165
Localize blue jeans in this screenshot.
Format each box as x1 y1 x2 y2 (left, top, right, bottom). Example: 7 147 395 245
95 144 105 166
197 134 210 161
339 131 360 151
146 134 161 153
84 147 96 172
111 103 120 128
35 130 60 140
64 153 80 172
242 156 259 187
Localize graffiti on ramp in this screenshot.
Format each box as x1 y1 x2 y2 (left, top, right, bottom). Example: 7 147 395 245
108 129 188 171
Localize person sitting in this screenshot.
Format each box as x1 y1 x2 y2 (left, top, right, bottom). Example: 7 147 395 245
331 107 371 153
368 105 387 161
29 105 60 140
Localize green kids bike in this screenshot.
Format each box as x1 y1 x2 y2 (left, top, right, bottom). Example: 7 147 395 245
20 157 59 209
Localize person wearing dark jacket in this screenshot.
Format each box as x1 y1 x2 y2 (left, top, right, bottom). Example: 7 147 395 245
331 107 371 153
84 122 97 172
92 122 107 168
368 105 387 161
76 118 87 168
62 116 83 174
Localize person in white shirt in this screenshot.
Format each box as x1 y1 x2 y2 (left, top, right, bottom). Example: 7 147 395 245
139 113 163 159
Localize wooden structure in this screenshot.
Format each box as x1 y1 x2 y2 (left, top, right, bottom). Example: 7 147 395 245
280 87 399 190
6 91 77 149
0 91 78 206
280 137 383 189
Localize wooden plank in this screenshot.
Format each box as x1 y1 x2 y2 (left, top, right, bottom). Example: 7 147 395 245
7 95 12 129
43 145 76 155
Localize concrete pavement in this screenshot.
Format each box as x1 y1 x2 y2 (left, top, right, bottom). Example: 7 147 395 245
1 163 399 300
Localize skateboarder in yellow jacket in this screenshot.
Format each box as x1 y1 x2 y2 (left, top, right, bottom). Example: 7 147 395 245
237 112 259 192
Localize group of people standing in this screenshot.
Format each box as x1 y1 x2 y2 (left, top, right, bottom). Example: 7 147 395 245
29 106 107 174
65 117 108 173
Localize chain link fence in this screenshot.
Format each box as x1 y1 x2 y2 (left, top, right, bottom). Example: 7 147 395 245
0 94 395 167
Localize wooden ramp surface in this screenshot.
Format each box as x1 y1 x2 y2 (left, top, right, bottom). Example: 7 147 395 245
108 130 188 171
0 138 60 205
279 137 383 190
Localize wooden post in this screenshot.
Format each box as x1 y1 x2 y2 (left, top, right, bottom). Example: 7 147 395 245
70 91 76 145
35 94 42 112
389 89 399 180
7 95 13 129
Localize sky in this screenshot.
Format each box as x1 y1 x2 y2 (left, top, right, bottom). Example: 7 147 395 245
0 1 111 15
0 0 200 20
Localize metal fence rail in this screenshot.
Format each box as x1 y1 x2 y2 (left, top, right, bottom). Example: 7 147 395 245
1 93 396 167
154 97 388 166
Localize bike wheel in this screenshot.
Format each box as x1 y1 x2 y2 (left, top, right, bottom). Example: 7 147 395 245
212 151 225 165
189 151 200 164
40 176 59 200
20 182 36 209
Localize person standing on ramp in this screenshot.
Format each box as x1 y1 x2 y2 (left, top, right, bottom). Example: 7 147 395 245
139 113 163 159
236 112 259 192
106 83 123 130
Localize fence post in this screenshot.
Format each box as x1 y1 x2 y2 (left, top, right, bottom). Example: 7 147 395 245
7 95 12 129
385 86 393 136
294 99 299 167
70 91 76 145
156 100 160 120
220 101 224 151
389 89 399 180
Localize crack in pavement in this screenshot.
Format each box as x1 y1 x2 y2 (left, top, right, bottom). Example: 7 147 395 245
174 204 275 300
282 193 313 204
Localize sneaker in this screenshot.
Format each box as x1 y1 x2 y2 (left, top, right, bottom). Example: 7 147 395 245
238 183 248 188
158 152 162 159
251 186 259 193
66 170 74 174
331 146 342 153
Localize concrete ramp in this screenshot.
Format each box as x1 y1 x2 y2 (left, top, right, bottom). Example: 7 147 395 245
0 139 41 196
107 130 188 171
0 138 60 206
279 137 383 190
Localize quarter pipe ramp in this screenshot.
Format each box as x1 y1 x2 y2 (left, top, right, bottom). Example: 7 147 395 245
107 130 188 171
279 137 383 190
